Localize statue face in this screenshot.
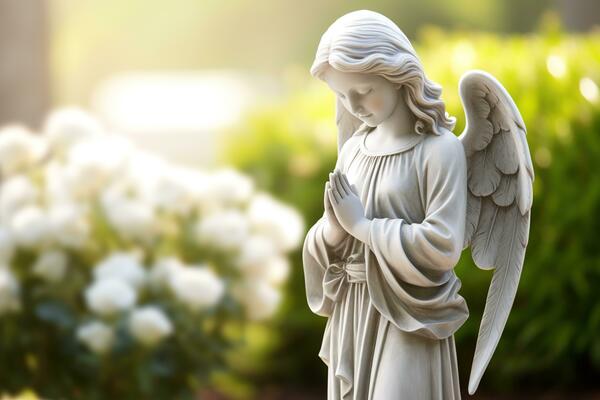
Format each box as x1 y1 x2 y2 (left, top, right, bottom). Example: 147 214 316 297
321 66 399 127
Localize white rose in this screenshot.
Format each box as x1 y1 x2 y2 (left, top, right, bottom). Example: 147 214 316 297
85 278 137 316
44 161 74 205
0 125 46 176
47 203 90 249
247 193 304 251
194 210 250 251
128 306 173 346
169 266 224 311
64 136 131 199
153 166 195 215
76 321 114 354
101 187 157 242
0 267 21 314
93 252 146 289
206 168 254 207
232 280 281 321
236 235 277 275
263 257 291 286
10 205 51 248
43 107 103 154
32 249 68 283
123 150 168 201
0 175 39 223
148 257 184 290
181 169 211 210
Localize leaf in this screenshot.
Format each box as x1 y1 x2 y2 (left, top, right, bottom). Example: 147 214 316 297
35 301 75 330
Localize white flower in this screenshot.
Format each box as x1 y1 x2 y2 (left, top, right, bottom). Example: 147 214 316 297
101 188 158 242
194 210 250 251
169 265 224 311
122 150 168 200
44 161 74 204
148 257 185 290
64 135 131 199
0 227 15 263
236 235 277 275
32 249 68 283
10 205 50 248
43 107 103 153
206 168 254 207
247 193 304 251
76 321 114 354
106 152 199 218
182 170 211 209
264 257 291 286
0 125 46 176
0 267 21 314
141 166 208 216
85 278 137 316
232 280 281 321
128 306 173 346
0 175 39 223
93 252 146 289
47 203 90 249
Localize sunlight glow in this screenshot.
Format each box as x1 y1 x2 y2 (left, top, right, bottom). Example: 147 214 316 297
546 54 567 78
452 41 476 74
579 77 599 103
92 72 254 133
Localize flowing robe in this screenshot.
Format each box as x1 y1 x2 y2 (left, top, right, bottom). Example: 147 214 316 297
303 127 469 399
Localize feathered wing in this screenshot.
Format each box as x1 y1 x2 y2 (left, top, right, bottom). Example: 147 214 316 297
335 97 362 154
458 70 534 395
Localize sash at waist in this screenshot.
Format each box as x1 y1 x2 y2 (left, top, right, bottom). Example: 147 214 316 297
323 254 365 302
344 262 366 282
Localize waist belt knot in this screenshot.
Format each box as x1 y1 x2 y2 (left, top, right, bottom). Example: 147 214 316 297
323 253 366 302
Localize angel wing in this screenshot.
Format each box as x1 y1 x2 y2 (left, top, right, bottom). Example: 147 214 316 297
335 97 362 154
458 70 534 395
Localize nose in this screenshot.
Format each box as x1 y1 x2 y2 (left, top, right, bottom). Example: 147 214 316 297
347 93 365 115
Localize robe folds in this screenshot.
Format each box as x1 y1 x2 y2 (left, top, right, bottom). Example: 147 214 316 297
303 127 469 399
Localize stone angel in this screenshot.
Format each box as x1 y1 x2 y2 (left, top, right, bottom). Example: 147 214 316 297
302 10 534 399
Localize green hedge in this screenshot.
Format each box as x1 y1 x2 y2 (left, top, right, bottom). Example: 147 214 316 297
221 25 600 393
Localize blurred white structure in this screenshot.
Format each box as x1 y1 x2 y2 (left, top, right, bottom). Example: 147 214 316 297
92 71 281 167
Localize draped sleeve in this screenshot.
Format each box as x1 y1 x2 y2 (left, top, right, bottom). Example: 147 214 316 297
302 216 348 317
365 131 469 339
302 135 360 317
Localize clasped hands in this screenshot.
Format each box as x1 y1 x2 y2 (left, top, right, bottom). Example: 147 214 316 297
323 169 370 246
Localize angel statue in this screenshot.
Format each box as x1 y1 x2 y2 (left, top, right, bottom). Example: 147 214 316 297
302 10 534 399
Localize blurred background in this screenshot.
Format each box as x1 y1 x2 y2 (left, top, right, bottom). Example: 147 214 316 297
0 0 599 399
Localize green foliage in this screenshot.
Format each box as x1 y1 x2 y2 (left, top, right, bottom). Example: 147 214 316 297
221 28 600 392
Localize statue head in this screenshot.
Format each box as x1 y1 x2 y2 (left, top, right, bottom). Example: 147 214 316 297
310 10 455 135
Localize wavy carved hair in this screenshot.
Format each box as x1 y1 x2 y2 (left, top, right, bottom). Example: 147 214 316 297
310 10 455 136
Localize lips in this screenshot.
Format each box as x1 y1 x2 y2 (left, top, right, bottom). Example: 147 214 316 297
358 113 372 118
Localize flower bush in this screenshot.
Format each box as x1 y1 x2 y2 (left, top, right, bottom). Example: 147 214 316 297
0 108 303 399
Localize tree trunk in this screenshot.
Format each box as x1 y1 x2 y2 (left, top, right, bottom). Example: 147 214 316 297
557 0 600 31
0 0 50 129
